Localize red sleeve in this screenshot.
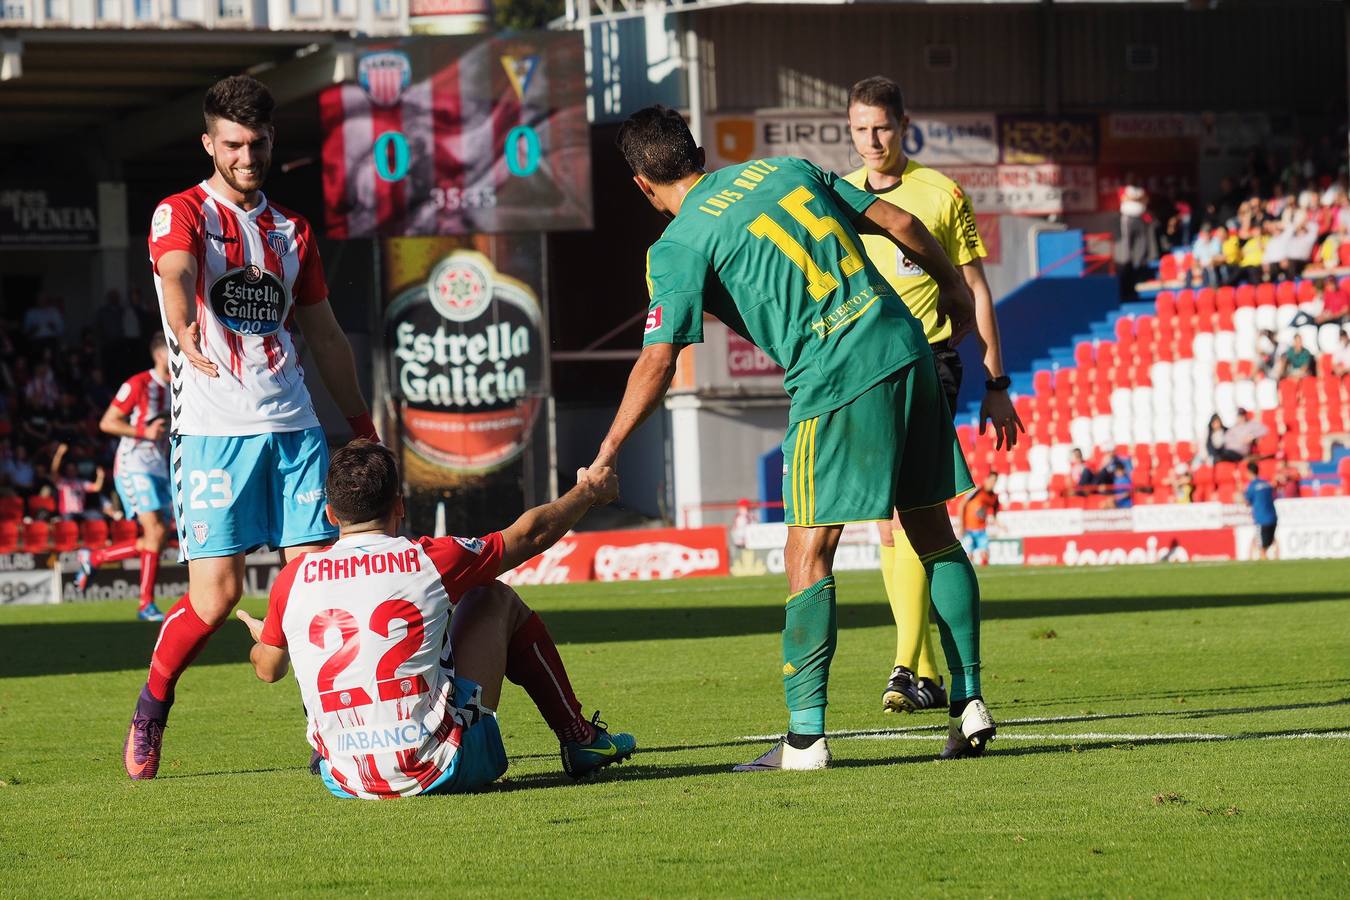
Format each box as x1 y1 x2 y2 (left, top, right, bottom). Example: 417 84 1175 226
261 555 306 648
292 217 329 306
110 375 142 415
148 194 202 274
417 532 505 602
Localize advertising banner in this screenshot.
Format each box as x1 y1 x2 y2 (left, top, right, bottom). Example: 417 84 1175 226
0 185 98 246
1235 523 1350 561
1131 502 1224 533
1020 530 1236 566
0 566 60 605
729 541 880 577
1100 113 1201 164
320 32 591 237
998 114 1098 165
498 526 730 584
384 235 550 535
942 165 1097 216
706 111 999 173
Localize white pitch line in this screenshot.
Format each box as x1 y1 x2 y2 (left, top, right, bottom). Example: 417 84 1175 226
742 728 1350 743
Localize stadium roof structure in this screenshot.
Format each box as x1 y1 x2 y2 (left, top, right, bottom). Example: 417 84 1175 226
0 29 354 152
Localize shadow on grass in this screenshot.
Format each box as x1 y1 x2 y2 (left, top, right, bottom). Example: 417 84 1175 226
5 586 1348 679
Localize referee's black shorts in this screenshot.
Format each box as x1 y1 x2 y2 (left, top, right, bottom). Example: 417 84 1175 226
930 339 963 420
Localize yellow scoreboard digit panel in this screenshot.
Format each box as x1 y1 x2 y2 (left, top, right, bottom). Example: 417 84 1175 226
320 33 592 238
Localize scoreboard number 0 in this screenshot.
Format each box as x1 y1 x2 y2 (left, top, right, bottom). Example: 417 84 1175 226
372 125 542 183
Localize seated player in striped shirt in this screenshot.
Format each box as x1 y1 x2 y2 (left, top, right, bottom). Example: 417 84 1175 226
236 441 636 798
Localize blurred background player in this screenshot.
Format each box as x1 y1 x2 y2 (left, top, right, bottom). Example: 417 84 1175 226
75 332 174 621
124 74 378 780
236 441 636 798
844 76 1023 715
1244 461 1279 560
958 472 1001 566
599 106 995 769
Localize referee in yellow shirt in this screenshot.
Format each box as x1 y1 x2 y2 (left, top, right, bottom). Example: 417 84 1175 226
844 76 1023 714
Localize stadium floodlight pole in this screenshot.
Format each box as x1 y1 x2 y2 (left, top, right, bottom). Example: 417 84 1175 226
683 16 704 146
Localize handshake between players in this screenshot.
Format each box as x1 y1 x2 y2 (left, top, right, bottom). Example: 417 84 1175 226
238 442 635 799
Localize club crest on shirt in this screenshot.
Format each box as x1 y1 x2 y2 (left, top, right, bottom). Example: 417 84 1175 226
266 231 289 256
191 521 209 545
209 266 287 337
895 249 925 277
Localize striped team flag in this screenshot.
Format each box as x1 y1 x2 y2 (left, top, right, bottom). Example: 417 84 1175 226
320 35 592 239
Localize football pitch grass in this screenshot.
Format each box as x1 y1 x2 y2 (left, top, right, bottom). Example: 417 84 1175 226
2 560 1347 897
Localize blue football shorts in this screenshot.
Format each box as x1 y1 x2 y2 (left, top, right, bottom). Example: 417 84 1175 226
172 428 337 560
115 469 174 519
961 529 990 554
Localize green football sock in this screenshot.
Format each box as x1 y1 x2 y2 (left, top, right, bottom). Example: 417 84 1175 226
921 543 981 702
782 576 837 735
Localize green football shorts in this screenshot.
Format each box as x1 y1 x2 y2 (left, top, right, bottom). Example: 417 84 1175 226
781 358 974 526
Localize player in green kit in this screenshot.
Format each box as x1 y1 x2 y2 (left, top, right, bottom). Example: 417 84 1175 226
594 106 997 769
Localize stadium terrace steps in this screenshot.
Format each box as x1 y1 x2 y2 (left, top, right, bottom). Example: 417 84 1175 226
954 275 1350 511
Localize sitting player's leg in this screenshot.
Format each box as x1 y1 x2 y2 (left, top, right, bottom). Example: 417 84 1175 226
453 581 635 782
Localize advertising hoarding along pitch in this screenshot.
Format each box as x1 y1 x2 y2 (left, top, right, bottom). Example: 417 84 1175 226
321 33 592 238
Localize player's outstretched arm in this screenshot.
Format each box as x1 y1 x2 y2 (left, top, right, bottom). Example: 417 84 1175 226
497 465 619 573
237 610 290 683
859 200 976 342
593 342 681 470
292 301 377 441
158 249 218 378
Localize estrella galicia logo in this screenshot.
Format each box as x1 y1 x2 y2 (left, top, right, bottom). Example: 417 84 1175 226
208 265 287 337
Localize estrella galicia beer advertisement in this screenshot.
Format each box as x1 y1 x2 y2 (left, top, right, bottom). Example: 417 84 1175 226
383 235 549 535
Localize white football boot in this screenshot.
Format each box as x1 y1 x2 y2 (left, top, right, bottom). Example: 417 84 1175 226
940 698 997 759
733 737 831 772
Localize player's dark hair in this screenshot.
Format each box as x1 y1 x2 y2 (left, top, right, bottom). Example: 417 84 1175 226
848 76 906 121
149 332 167 354
616 105 702 185
203 75 275 132
1247 460 1260 476
327 440 400 525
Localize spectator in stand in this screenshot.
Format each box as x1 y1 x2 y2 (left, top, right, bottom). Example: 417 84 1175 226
1333 331 1350 377
1069 447 1095 496
1291 279 1349 328
1244 461 1279 561
1279 210 1319 279
1274 466 1303 500
23 361 60 413
1224 408 1268 461
1108 461 1133 508
1279 334 1317 379
1170 462 1195 503
50 442 105 522
2 443 36 492
1237 225 1267 284
958 472 1000 566
1220 226 1243 283
1257 329 1282 377
22 294 65 346
1208 176 1244 227
1117 177 1155 299
1190 224 1224 287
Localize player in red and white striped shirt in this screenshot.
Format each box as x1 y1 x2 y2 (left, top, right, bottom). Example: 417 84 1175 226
237 441 637 798
77 333 175 621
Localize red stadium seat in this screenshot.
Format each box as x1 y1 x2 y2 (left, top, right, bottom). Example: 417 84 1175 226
1319 483 1340 497
1176 290 1196 320
1256 283 1277 307
1235 284 1256 308
111 519 140 544
52 520 79 553
1215 361 1233 382
27 495 56 517
1114 317 1134 343
0 496 22 522
1216 287 1236 314
1159 255 1178 282
1074 341 1095 368
22 521 50 552
80 518 109 549
1276 281 1297 305
1298 279 1317 302
1155 291 1176 319
1033 370 1053 397
0 521 17 553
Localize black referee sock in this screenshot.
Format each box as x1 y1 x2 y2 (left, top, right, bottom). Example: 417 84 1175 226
786 730 824 749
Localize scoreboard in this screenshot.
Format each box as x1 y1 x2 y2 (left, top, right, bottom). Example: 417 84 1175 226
320 33 592 238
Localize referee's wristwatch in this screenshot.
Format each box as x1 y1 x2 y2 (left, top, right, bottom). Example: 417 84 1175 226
985 375 1011 392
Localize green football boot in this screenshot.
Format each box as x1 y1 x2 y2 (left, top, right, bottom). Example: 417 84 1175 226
561 711 637 779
